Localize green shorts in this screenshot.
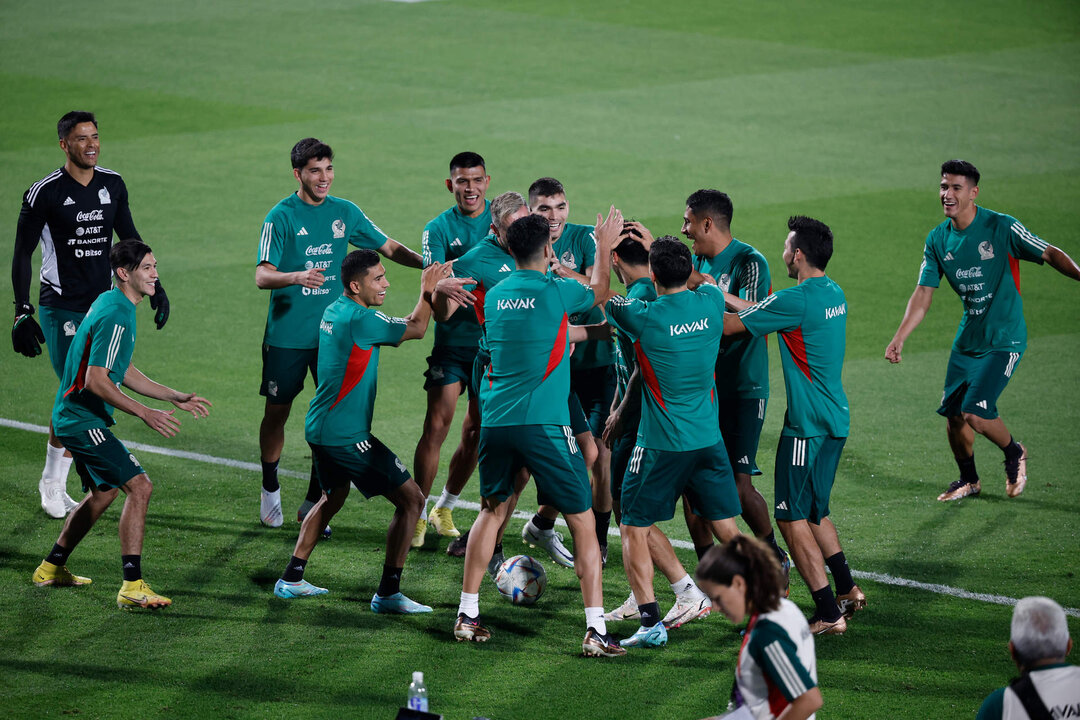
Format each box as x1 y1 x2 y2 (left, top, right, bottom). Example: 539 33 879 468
260 344 318 405
620 439 740 528
567 392 590 437
609 423 640 512
718 396 767 476
57 428 145 493
570 365 617 437
773 435 846 523
471 346 491 407
424 343 478 397
309 437 411 498
938 350 1022 420
478 425 591 514
39 306 86 379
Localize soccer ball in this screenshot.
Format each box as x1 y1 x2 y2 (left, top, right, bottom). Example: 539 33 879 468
495 555 547 605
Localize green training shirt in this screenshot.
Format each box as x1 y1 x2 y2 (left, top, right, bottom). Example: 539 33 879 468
917 206 1047 355
739 276 849 438
422 201 491 348
694 238 770 399
451 234 516 328
606 284 726 452
304 295 408 445
53 287 137 434
553 223 613 370
613 277 658 416
480 270 594 427
258 193 388 350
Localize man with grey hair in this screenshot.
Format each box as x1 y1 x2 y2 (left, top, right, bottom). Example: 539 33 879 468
977 596 1079 719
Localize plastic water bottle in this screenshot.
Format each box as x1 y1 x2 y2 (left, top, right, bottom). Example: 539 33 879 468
407 671 428 712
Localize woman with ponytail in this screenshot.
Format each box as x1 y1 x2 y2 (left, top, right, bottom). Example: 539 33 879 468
695 536 823 720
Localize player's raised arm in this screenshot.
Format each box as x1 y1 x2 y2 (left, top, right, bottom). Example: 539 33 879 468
588 205 623 305
1042 244 1080 281
885 284 935 364
378 237 423 269
122 365 211 418
398 263 442 342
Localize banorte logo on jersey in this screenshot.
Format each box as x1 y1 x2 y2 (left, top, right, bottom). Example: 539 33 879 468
76 210 104 223
306 243 334 257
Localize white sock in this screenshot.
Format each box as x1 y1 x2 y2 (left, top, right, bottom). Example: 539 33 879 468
670 573 697 598
421 495 431 517
42 443 70 483
459 591 479 618
435 489 459 510
585 607 607 636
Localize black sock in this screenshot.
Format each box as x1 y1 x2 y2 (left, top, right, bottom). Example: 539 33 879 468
493 542 503 556
810 585 841 622
1003 437 1023 464
282 555 307 582
695 542 715 561
593 509 611 547
377 565 402 597
956 454 978 485
532 514 555 532
304 464 322 504
640 601 662 628
47 543 71 566
121 555 142 582
261 460 280 493
825 551 855 596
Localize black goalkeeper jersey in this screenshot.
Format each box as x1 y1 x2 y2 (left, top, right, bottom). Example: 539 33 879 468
13 166 140 313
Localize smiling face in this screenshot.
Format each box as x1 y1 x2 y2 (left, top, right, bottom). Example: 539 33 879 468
60 122 100 171
681 206 712 256
697 575 748 625
294 156 334 205
531 193 569 243
118 251 159 299
940 173 978 226
447 165 490 218
352 261 389 307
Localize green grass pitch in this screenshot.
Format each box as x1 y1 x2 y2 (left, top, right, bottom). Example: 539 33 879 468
1 1 1078 718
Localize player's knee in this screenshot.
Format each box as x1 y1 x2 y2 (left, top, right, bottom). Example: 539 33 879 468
962 411 989 432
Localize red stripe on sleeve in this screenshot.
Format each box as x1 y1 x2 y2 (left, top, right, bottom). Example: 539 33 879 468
633 341 666 410
472 283 487 325
542 314 568 381
779 327 813 383
63 336 93 398
329 345 373 410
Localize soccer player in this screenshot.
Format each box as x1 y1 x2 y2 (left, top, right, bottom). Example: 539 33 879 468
12 111 170 518
452 212 625 657
696 537 823 720
885 160 1080 501
256 138 421 529
725 216 864 635
31 240 210 609
412 152 491 547
530 177 616 563
683 190 788 569
599 236 743 649
272 250 442 612
601 230 713 632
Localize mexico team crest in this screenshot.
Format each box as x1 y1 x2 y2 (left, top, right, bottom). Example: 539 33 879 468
332 219 346 239
98 187 111 205
978 241 994 260
560 251 577 270
719 273 732 292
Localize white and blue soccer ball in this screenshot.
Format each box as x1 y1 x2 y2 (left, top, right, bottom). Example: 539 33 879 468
495 555 547 605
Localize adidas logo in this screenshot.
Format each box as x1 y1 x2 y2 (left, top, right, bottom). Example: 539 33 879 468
976 400 988 409
123 561 135 569
498 263 511 272
776 501 788 511
451 238 462 247
291 565 303 571
63 196 75 206
944 252 954 261
296 227 309 236
737 455 749 465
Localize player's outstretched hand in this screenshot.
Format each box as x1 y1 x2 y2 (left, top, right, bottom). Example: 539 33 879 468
885 339 903 364
622 221 655 250
173 393 212 418
295 268 326 289
602 409 623 450
434 276 476 307
141 408 182 438
594 206 624 255
12 305 45 357
150 279 170 329
420 262 446 298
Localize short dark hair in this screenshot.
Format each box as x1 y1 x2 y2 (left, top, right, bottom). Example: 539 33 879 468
695 536 785 615
449 151 485 173
506 214 550 263
58 111 97 141
528 177 565 203
291 138 333 170
613 225 650 266
111 239 153 274
649 236 693 288
941 159 980 186
788 215 833 271
686 189 733 229
342 249 381 290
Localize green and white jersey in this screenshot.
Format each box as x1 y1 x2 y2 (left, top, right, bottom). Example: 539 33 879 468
481 270 594 427
695 238 770 399
304 295 407 446
918 206 1047 355
737 599 818 720
451 234 516 327
606 284 726 452
258 193 388 350
53 288 137 434
422 201 491 348
976 664 1080 720
554 223 613 370
613 277 658 407
739 277 849 438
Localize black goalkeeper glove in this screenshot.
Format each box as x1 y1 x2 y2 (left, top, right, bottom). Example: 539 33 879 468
149 279 170 329
12 302 45 357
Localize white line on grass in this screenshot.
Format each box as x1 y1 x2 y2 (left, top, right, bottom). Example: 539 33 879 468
4 417 1077 617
